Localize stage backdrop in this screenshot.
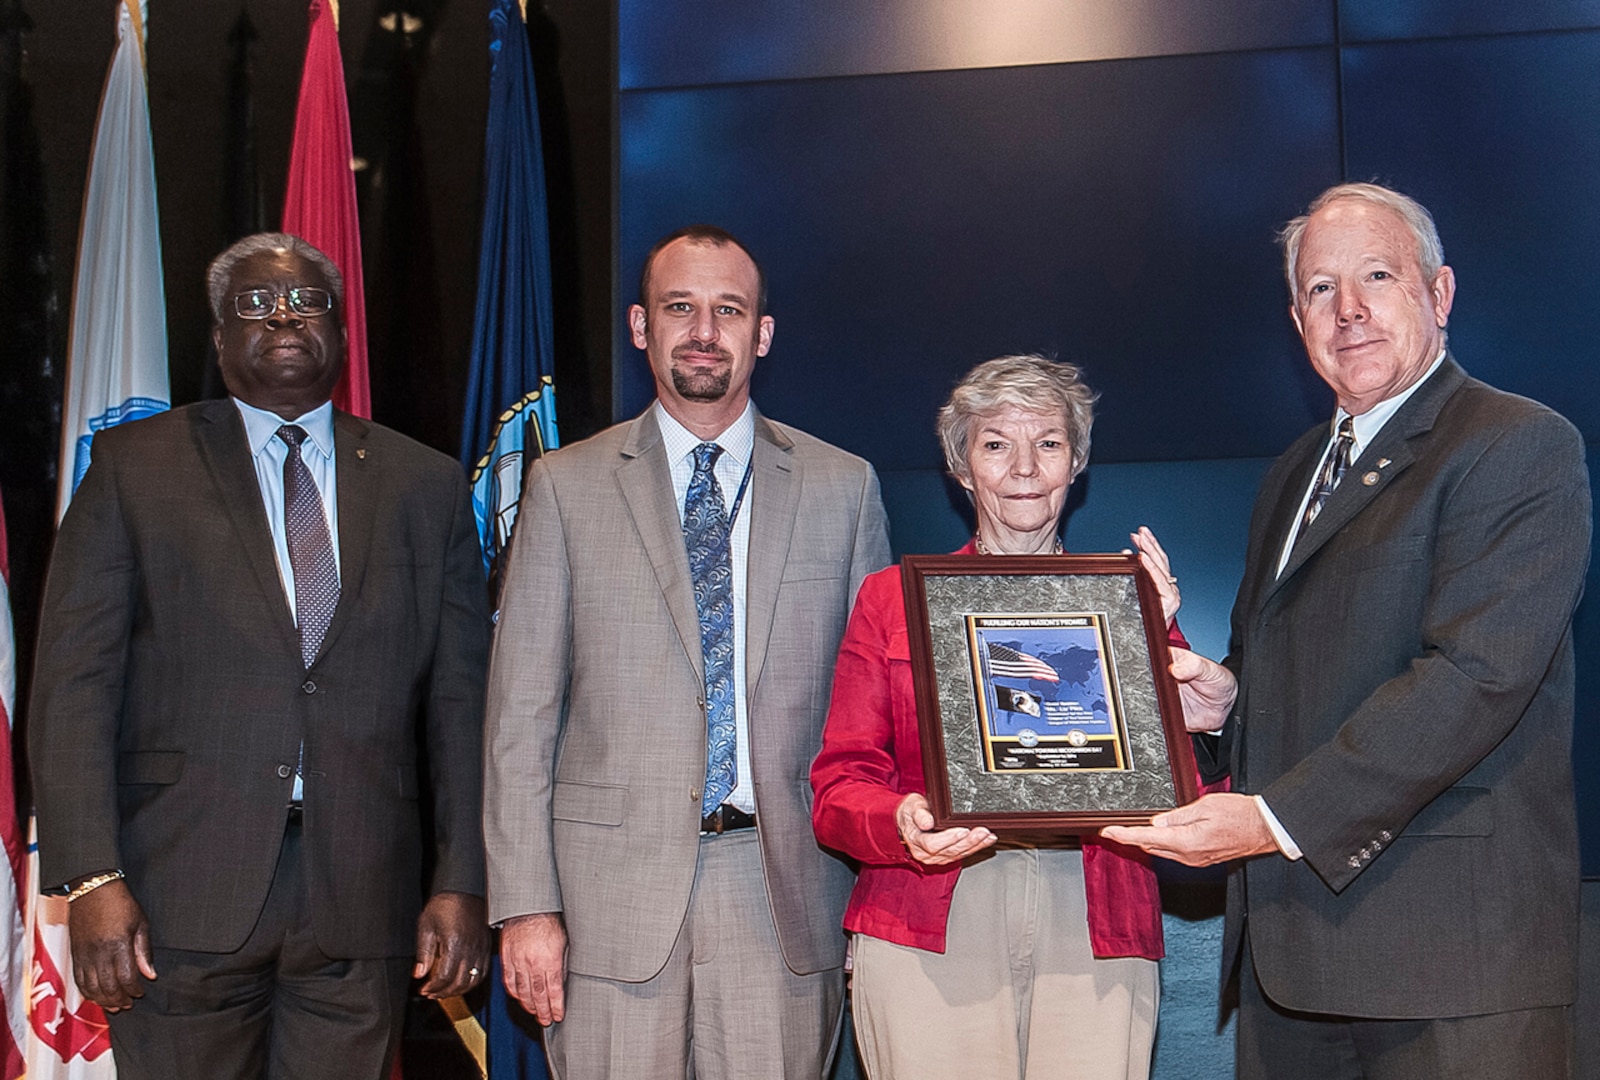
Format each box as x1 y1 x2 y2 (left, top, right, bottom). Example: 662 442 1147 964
614 1 1600 872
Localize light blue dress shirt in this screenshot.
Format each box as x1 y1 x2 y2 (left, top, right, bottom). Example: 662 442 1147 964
232 397 341 801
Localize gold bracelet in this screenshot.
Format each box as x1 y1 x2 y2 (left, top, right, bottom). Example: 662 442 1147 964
66 870 125 902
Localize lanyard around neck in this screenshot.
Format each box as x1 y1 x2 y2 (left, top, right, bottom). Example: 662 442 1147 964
725 456 754 528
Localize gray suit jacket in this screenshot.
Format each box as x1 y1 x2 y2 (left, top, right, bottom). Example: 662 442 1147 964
483 407 890 981
1208 357 1591 1018
30 401 490 958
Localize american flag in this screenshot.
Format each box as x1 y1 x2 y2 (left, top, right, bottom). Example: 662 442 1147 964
986 642 1059 683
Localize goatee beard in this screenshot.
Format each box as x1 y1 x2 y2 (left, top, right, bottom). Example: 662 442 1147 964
671 366 731 402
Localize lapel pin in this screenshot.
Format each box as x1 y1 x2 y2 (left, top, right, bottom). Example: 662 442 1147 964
1376 457 1391 468
1362 471 1380 486
356 448 367 459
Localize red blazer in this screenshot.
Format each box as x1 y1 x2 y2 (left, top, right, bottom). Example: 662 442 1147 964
810 545 1186 959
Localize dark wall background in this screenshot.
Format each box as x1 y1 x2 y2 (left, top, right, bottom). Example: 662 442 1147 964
0 0 613 787
613 1 1600 875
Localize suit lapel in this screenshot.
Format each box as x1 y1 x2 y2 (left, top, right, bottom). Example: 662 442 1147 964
192 400 299 653
743 413 798 700
1251 433 1336 611
316 411 375 661
1263 358 1466 604
617 411 706 680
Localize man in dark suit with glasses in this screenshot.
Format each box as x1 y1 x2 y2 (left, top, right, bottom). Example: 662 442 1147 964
30 232 492 1079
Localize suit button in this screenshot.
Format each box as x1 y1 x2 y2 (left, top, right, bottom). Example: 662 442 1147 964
1379 830 1392 842
1347 855 1361 869
690 788 701 802
301 680 317 695
277 764 293 779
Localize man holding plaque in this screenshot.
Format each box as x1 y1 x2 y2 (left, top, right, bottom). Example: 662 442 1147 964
483 225 891 1078
1105 183 1590 1078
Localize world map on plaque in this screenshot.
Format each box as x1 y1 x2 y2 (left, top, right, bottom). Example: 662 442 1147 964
965 612 1134 773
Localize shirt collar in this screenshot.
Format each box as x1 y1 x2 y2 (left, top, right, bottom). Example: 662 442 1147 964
1337 351 1446 459
653 400 756 469
233 398 337 461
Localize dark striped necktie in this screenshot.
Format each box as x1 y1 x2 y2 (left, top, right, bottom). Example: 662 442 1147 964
277 425 340 667
1298 416 1356 541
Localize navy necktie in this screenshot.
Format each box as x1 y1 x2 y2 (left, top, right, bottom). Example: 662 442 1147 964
684 442 736 815
1297 416 1355 543
277 425 340 667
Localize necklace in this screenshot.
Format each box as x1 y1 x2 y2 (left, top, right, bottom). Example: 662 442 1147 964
974 532 1063 556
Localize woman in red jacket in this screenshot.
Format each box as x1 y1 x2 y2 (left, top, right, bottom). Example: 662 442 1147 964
810 354 1188 1080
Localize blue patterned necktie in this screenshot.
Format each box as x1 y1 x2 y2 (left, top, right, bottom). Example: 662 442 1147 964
277 425 340 667
1298 416 1356 542
684 442 737 815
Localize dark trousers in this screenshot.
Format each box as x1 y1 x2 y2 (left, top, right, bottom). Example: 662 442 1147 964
105 814 412 1080
1237 931 1572 1080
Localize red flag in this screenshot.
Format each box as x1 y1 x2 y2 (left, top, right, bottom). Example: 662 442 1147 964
24 923 109 1066
0 494 31 1077
283 0 370 418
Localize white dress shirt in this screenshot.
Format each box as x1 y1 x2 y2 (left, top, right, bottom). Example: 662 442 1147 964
654 400 757 815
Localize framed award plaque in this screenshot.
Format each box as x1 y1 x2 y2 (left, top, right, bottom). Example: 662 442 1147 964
902 553 1198 835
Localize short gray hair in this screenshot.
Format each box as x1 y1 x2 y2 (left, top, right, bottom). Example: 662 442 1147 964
1278 182 1444 302
206 232 345 324
937 354 1097 486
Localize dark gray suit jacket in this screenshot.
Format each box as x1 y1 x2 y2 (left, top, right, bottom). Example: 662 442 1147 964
30 400 490 958
1210 357 1590 1018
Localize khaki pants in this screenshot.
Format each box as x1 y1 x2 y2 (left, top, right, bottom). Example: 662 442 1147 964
852 847 1157 1080
547 829 844 1080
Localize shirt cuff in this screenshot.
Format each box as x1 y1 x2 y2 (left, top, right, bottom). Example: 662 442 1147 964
1253 795 1303 860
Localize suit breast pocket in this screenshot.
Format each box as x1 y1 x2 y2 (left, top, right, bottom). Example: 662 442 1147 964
781 558 847 584
1329 533 1431 575
118 750 185 785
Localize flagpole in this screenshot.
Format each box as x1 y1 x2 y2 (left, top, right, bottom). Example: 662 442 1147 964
123 0 146 73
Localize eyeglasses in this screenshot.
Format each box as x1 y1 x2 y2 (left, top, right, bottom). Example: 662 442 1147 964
232 287 335 320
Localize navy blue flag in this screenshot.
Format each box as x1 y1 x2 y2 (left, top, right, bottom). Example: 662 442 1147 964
464 3 556 1077
460 0 558 587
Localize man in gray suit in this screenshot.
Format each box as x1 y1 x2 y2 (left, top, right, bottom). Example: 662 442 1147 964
1106 183 1590 1078
484 225 891 1078
29 234 490 1078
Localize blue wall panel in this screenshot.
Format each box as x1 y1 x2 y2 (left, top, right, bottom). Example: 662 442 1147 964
1341 0 1600 41
618 1 1600 881
619 49 1339 468
1341 30 1600 440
